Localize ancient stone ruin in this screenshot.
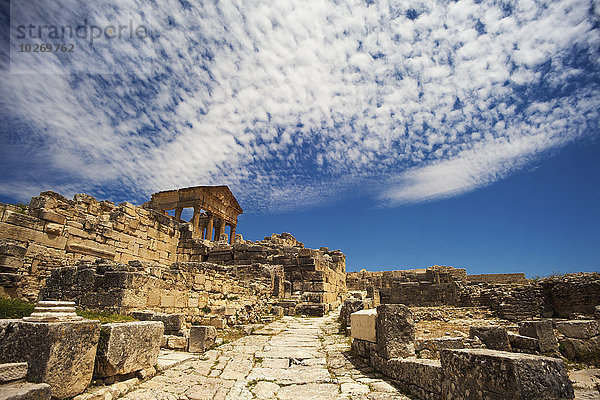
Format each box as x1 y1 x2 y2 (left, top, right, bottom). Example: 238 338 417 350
0 187 598 399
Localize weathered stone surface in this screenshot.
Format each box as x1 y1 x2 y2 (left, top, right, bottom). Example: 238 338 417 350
95 321 164 378
351 338 377 358
0 363 27 384
469 326 511 351
0 381 51 400
371 352 442 399
560 336 600 365
188 325 217 353
556 320 600 339
519 320 557 353
376 304 415 359
131 311 184 333
166 335 188 350
350 308 376 343
339 298 364 332
508 332 540 352
440 349 574 400
0 319 100 399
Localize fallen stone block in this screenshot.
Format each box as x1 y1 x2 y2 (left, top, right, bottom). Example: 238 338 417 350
188 325 217 353
165 335 188 350
559 336 600 365
440 349 574 400
94 321 163 378
376 304 415 359
0 319 100 399
131 311 184 334
0 381 51 400
340 298 365 333
469 326 511 351
415 337 484 359
556 320 600 339
350 309 376 343
508 332 540 352
0 362 27 384
519 320 557 353
370 352 442 399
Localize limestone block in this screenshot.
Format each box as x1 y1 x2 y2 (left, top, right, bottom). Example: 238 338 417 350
44 223 63 236
189 325 217 353
350 309 376 343
440 349 574 400
0 241 27 258
166 335 188 350
0 381 51 400
340 298 365 332
559 336 600 364
0 362 27 384
376 304 415 359
508 332 540 352
556 320 600 339
131 311 184 333
351 338 376 358
0 319 100 399
3 211 45 231
0 224 67 250
519 320 557 353
94 321 164 378
370 352 442 399
161 295 175 307
469 326 511 351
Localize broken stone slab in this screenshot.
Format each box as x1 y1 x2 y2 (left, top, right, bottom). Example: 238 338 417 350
440 349 574 400
0 381 51 400
559 336 600 364
508 332 540 352
188 325 217 353
0 319 100 399
94 321 164 378
469 326 511 351
350 309 376 343
556 320 600 339
165 335 188 350
0 362 27 384
376 304 415 359
130 310 184 334
519 320 558 353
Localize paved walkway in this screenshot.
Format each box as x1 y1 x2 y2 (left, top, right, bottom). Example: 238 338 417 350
122 312 409 400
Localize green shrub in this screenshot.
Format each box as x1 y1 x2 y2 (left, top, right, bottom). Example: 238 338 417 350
0 297 35 319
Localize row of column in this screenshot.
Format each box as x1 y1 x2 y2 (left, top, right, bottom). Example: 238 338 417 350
178 206 235 244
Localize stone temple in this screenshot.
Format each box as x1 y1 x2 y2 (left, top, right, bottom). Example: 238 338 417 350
0 186 598 400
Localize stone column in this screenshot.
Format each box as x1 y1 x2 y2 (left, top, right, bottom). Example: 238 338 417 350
376 304 415 358
192 206 200 238
175 207 183 221
218 221 226 242
206 213 213 241
229 224 236 244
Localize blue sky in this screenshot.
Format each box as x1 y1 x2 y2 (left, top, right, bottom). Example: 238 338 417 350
1 0 599 277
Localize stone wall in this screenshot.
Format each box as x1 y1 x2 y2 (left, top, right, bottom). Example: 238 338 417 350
40 260 275 324
348 265 600 321
466 273 527 284
0 192 182 300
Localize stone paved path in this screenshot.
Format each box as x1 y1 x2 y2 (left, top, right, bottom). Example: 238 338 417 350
122 312 409 400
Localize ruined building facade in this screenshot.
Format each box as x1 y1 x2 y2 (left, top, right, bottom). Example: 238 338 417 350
0 187 346 319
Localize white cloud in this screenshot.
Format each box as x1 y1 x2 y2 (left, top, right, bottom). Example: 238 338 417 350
0 0 598 211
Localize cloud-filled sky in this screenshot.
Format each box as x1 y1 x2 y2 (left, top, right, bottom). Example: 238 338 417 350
1 0 599 213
